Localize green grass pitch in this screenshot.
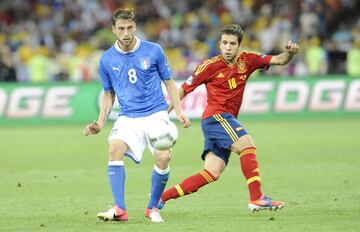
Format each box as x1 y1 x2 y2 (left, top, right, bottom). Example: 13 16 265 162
1 118 360 232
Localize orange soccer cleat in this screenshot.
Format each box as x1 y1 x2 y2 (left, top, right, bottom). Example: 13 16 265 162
248 195 285 212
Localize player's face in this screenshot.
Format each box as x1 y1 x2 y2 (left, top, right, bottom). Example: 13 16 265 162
112 19 136 51
219 34 241 64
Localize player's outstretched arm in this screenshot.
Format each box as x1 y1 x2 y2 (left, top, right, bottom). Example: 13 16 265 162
167 87 187 112
84 91 115 136
270 40 299 66
164 79 191 128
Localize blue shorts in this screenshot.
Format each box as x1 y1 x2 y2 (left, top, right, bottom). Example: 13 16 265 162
201 113 248 165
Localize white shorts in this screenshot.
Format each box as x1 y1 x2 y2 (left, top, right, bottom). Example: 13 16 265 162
108 110 171 163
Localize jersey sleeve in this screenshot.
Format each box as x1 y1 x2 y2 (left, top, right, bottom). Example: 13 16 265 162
247 52 272 73
99 56 113 92
155 44 172 80
182 61 211 94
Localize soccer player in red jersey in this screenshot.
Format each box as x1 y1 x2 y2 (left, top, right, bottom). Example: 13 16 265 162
159 24 299 211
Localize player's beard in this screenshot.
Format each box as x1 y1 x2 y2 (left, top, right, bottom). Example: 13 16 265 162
118 36 135 50
222 48 241 64
223 53 237 64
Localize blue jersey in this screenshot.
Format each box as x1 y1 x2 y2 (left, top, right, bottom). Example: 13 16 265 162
99 38 171 117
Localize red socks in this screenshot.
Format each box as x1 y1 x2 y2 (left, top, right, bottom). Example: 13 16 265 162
161 169 217 202
240 147 262 201
161 148 262 203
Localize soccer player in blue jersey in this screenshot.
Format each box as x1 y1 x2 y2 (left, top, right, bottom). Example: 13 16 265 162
84 8 190 223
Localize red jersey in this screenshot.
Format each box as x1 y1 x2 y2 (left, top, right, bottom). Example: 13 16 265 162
182 51 272 119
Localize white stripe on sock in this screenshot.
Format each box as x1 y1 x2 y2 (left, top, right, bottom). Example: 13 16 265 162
108 160 124 166
153 165 170 175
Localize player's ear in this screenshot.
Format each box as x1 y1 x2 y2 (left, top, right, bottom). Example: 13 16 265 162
112 25 116 34
134 22 137 31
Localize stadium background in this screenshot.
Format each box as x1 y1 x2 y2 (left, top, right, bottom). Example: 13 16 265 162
1 1 360 231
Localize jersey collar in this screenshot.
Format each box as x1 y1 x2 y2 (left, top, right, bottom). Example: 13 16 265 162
114 36 141 54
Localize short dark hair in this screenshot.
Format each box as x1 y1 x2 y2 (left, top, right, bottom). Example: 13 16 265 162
221 24 244 44
112 8 135 26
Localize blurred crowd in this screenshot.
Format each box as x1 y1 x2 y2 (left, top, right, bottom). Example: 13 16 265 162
0 0 360 83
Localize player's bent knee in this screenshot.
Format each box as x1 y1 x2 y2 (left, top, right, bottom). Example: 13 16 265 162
210 174 220 180
154 150 170 168
232 135 256 155
155 156 170 164
155 149 171 159
108 140 127 160
204 166 222 180
208 170 221 180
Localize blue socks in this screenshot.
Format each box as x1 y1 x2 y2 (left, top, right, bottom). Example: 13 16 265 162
108 161 169 210
147 165 170 209
108 161 126 210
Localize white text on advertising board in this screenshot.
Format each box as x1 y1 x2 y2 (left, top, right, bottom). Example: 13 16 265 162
0 86 78 118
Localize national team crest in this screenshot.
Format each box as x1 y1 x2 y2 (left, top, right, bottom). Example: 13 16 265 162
237 61 247 73
140 58 150 70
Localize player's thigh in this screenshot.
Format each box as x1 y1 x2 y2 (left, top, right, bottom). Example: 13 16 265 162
108 116 147 162
204 152 226 179
230 134 256 154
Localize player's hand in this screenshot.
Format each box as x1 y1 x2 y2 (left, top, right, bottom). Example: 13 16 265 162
177 112 191 128
285 40 299 55
84 121 102 136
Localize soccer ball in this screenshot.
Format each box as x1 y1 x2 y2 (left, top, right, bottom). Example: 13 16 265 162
147 120 178 150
